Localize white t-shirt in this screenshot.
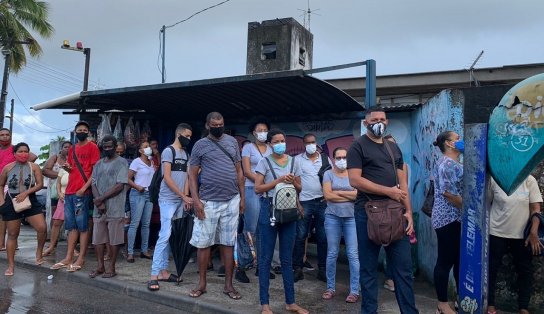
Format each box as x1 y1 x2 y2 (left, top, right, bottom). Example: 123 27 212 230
489 175 543 239
129 157 156 190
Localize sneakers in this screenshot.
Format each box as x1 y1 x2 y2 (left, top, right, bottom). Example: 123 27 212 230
303 260 315 270
217 265 225 277
254 267 276 279
235 269 250 283
317 269 327 283
383 279 395 292
293 268 304 282
272 266 282 274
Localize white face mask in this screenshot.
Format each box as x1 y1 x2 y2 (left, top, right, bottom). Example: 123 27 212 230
256 132 268 143
143 147 153 156
335 159 347 170
305 143 317 155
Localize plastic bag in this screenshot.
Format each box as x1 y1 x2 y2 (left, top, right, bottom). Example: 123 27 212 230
96 114 112 145
235 215 256 270
124 117 138 149
113 116 124 144
141 120 152 143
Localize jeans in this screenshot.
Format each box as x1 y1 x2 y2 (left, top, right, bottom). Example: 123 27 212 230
293 198 327 270
324 214 359 295
127 189 153 255
355 204 418 314
244 186 260 234
64 194 93 232
257 198 296 305
488 235 533 310
151 199 182 276
434 221 460 302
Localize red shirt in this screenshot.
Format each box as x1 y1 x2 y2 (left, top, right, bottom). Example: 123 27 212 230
0 145 15 172
65 141 100 195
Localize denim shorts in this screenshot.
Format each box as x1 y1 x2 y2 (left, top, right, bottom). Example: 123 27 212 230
64 194 93 232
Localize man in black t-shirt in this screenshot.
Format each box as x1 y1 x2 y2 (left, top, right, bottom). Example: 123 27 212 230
347 107 418 314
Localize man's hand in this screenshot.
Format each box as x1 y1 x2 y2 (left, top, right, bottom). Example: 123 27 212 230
182 195 193 205
97 203 107 215
239 197 245 215
388 186 407 202
404 211 414 235
93 197 104 207
525 233 543 256
194 199 205 220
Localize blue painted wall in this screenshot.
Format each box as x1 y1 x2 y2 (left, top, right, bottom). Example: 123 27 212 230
410 89 464 281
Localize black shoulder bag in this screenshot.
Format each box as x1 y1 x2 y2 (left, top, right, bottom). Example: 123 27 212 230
72 146 88 182
208 137 235 165
364 140 406 246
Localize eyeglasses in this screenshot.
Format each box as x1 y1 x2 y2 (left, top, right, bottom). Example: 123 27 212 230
335 157 347 160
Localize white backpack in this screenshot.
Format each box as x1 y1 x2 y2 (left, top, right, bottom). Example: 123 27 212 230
265 157 299 226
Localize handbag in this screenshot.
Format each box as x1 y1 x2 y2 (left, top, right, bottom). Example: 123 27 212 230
265 157 299 226
7 162 34 213
421 179 435 217
524 212 544 256
364 140 406 247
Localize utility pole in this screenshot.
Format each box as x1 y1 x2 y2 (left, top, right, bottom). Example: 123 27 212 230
61 40 91 91
161 25 166 83
8 98 13 133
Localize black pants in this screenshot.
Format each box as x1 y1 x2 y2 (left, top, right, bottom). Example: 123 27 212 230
488 235 533 310
434 221 461 302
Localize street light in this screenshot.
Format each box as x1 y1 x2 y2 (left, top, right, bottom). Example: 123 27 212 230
60 40 91 91
0 39 33 129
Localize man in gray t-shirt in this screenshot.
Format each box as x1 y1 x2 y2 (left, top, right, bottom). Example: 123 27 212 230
91 135 128 278
188 112 245 300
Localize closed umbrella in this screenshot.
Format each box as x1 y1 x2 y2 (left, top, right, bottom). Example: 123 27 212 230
169 212 196 284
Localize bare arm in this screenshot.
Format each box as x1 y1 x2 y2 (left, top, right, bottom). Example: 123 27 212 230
322 181 351 202
444 191 462 209
0 166 9 205
127 169 143 191
57 174 64 201
347 168 406 201
336 190 357 201
397 167 414 235
42 155 58 179
254 172 278 194
236 161 245 214
29 152 38 163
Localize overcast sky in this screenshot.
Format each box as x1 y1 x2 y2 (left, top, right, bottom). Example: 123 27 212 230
4 0 543 154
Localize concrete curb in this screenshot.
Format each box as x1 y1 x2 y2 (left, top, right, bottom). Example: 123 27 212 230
2 254 240 314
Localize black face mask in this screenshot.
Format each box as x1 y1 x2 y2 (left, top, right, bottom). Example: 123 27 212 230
209 126 224 138
178 135 191 148
103 148 115 158
75 132 89 141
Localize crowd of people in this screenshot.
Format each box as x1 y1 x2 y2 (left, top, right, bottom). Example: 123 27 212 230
0 107 541 314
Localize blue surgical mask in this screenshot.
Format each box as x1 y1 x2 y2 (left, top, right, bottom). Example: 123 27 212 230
272 142 286 155
454 140 464 153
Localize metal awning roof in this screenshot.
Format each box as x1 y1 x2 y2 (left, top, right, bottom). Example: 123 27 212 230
33 69 364 122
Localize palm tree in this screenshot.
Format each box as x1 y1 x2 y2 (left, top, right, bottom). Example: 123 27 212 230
0 0 54 72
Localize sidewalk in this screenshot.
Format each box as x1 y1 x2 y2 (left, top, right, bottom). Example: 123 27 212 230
2 225 441 313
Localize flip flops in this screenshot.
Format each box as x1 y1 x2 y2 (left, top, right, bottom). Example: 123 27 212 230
66 264 82 272
89 269 104 278
50 262 67 270
102 272 117 278
189 289 207 298
148 280 160 291
223 290 242 300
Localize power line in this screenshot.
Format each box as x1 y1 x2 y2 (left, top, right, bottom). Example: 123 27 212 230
17 76 75 94
166 0 231 29
12 115 72 134
9 81 70 131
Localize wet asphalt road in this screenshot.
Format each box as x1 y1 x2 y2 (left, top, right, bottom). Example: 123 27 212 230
0 260 186 314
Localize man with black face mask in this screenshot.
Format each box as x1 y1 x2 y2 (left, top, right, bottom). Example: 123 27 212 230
51 121 100 273
346 107 417 314
188 112 245 300
89 135 128 278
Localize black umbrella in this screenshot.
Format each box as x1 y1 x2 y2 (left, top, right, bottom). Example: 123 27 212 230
169 212 196 284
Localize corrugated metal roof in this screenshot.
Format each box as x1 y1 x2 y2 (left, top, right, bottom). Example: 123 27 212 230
37 70 365 122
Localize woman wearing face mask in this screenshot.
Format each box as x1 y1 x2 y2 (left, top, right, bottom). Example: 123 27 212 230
0 143 47 276
254 129 308 314
321 147 359 303
126 141 156 262
239 120 273 282
432 131 463 314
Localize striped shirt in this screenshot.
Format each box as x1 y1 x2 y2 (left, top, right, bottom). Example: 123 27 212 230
190 135 241 201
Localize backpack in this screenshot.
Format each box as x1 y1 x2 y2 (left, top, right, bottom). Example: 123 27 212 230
421 179 435 217
264 156 299 226
317 153 332 184
149 146 179 205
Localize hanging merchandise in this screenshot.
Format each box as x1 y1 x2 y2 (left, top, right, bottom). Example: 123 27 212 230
124 116 138 149
96 114 112 145
113 116 124 144
134 120 142 147
141 120 152 143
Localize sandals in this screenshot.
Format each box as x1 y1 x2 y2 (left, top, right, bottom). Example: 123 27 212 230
223 290 242 300
102 272 117 278
189 289 207 298
66 264 82 272
127 255 135 263
147 280 160 291
322 289 335 300
89 269 104 278
50 262 67 270
158 274 181 283
345 293 359 303
140 252 152 259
